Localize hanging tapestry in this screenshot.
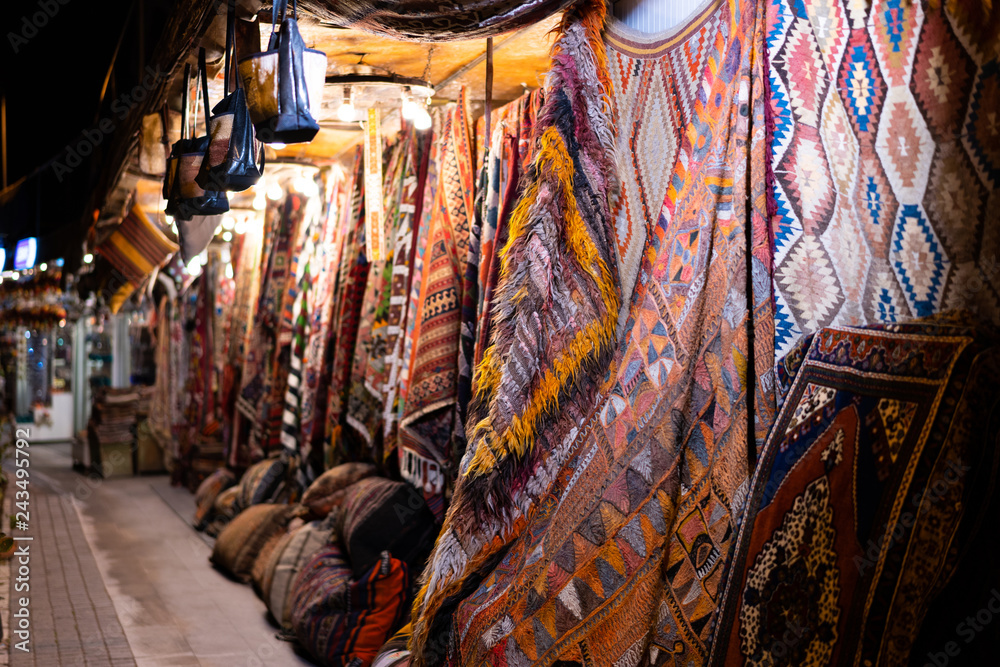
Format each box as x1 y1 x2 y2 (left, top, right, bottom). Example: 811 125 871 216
383 130 430 459
409 0 776 663
326 149 368 467
394 110 444 480
710 317 1000 666
399 92 474 521
346 132 412 457
769 0 1000 361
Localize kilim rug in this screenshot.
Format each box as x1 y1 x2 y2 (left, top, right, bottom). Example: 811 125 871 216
409 0 776 663
326 149 369 467
399 93 474 521
346 132 412 459
769 0 1000 361
710 317 1000 666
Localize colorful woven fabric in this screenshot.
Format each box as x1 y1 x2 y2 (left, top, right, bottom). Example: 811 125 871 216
710 319 1000 666
346 133 413 457
327 149 370 467
301 462 378 518
769 0 1000 361
237 455 290 508
95 204 180 313
292 548 410 667
265 520 336 630
340 477 438 579
398 93 474 520
410 0 776 662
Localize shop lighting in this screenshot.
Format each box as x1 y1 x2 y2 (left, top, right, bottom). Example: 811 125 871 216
223 231 233 242
0 248 5 272
215 225 224 236
267 181 284 201
235 218 248 234
39 262 48 272
253 192 267 211
413 100 433 131
271 142 287 150
401 88 417 120
226 263 234 280
83 253 94 264
337 87 356 123
56 258 64 267
222 216 235 230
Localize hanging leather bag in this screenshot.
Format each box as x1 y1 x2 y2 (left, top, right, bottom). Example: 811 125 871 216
237 0 326 144
196 0 265 192
167 49 230 220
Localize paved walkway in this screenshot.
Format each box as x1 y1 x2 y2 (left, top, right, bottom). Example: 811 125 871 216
6 443 312 667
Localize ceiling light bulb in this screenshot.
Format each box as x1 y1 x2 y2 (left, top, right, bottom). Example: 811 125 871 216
235 218 248 234
267 182 284 201
293 176 308 192
401 89 417 120
414 107 432 131
222 216 235 230
223 231 233 242
271 142 287 150
83 253 94 264
39 263 47 271
253 192 266 211
337 87 356 122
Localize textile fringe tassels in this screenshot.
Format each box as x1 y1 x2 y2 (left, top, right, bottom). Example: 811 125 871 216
408 0 619 662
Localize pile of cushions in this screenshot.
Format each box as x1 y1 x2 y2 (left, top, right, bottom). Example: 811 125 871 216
202 463 440 666
192 468 236 530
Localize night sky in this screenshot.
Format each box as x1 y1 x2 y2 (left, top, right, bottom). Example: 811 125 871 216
0 0 171 260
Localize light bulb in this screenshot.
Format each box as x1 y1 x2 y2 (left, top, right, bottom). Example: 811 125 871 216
83 253 94 264
39 263 47 271
401 89 417 120
253 192 266 211
165 215 174 224
235 218 248 234
222 216 235 230
414 106 432 131
293 176 308 192
271 142 287 150
267 182 283 201
215 225 223 236
337 87 356 122
223 231 233 242
225 263 234 279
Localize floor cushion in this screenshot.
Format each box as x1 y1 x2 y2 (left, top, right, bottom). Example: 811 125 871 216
292 547 410 667
238 455 291 508
211 503 300 583
193 468 236 530
301 463 377 518
263 519 336 629
340 478 438 578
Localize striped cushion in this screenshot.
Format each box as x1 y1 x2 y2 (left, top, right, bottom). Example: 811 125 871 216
301 463 377 518
264 520 335 629
96 204 179 308
340 478 438 578
292 548 410 667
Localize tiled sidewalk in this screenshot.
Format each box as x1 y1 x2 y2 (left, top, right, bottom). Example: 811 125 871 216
10 493 134 667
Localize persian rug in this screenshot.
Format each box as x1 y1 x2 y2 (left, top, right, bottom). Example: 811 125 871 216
769 0 1000 361
346 133 412 458
409 0 776 663
399 93 474 521
326 150 369 467
710 318 1000 666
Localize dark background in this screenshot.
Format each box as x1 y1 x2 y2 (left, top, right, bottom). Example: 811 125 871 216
0 0 174 260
